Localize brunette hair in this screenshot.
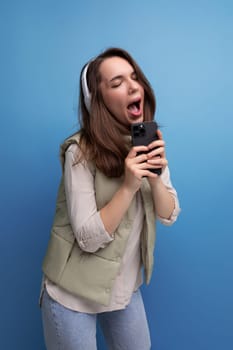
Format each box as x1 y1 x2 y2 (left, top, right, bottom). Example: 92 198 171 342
78 47 156 177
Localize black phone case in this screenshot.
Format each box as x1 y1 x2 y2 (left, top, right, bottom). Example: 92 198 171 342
131 121 162 175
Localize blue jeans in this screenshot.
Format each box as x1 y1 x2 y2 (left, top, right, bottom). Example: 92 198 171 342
41 288 151 350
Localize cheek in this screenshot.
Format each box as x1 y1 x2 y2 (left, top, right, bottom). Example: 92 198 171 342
106 92 124 109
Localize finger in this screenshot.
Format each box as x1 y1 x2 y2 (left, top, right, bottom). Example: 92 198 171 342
147 146 165 158
148 139 165 150
141 169 158 179
137 161 163 171
135 153 148 164
133 168 158 179
147 158 168 168
126 153 148 168
146 171 158 179
127 145 149 158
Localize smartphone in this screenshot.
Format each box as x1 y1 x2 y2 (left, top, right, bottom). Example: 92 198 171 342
131 121 162 175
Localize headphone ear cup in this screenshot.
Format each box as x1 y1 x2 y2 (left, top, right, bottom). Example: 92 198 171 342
81 63 91 112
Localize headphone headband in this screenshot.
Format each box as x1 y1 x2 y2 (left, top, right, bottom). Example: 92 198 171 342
81 63 91 112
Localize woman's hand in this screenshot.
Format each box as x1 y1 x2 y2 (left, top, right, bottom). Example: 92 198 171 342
100 131 171 233
123 145 158 193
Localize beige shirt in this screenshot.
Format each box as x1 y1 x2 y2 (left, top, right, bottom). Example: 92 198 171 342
45 144 180 313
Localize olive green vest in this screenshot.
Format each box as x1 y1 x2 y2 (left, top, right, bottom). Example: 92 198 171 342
42 133 156 306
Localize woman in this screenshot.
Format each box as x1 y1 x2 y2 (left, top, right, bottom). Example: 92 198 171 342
41 47 180 350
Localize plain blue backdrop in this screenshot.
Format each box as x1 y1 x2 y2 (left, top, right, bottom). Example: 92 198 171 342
1 0 233 349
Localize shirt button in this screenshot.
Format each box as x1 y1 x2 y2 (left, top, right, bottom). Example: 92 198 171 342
105 288 110 293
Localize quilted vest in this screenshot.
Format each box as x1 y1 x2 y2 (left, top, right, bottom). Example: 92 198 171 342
42 133 156 306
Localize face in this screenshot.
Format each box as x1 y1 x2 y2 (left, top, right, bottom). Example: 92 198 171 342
99 56 144 126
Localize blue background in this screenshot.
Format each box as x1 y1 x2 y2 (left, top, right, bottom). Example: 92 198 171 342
1 0 233 349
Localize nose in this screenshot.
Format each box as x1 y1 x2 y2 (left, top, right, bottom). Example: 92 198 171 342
128 79 139 94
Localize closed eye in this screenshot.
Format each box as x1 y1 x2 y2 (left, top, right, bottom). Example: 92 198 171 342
111 82 121 88
110 77 122 88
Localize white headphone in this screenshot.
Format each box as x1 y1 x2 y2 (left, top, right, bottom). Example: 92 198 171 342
81 63 91 112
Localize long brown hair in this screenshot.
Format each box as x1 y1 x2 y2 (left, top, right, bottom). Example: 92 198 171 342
78 47 156 177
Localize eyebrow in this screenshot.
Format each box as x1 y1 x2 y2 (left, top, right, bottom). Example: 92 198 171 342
109 75 123 82
109 70 136 83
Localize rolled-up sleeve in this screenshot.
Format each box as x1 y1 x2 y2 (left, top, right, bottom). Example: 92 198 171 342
64 144 114 252
157 166 181 225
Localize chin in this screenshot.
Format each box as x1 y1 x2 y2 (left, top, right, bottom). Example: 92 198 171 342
129 116 143 124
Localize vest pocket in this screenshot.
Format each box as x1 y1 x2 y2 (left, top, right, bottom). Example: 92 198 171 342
42 231 75 284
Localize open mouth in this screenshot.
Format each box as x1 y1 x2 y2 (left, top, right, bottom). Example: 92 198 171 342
127 99 141 114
